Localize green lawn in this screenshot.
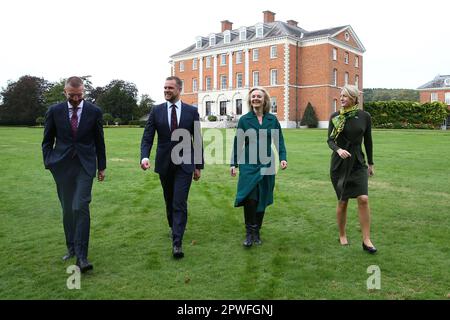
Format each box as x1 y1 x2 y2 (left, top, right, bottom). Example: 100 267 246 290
0 127 449 299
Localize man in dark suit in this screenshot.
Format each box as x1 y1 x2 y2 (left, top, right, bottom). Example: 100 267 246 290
140 76 203 259
42 76 106 273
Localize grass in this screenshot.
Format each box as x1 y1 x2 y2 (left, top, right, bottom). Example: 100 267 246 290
0 127 449 299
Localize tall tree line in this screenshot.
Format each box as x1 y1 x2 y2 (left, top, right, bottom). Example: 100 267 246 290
0 75 154 125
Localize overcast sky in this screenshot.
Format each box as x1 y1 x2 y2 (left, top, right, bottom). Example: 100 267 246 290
1 0 448 102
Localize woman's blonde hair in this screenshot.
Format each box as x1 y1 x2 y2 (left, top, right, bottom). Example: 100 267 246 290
341 84 360 105
248 87 271 114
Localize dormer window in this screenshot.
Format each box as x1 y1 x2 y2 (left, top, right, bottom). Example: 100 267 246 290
239 27 247 41
256 23 264 38
224 30 231 44
209 34 216 46
445 78 450 86
195 36 202 49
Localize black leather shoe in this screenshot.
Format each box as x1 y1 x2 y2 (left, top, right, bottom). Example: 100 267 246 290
62 251 75 261
76 259 94 273
362 242 377 254
173 246 184 259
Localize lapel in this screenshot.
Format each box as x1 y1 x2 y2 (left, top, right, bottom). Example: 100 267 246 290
61 102 72 132
161 103 170 133
179 102 187 128
76 101 89 136
244 111 260 130
261 113 274 129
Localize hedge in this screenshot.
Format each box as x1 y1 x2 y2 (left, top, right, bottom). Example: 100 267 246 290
363 101 449 129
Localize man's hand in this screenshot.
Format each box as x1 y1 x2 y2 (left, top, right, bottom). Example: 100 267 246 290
98 170 105 182
193 169 201 181
280 161 288 170
141 158 150 171
230 166 237 177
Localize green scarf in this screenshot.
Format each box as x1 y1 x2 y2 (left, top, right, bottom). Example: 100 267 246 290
330 106 359 140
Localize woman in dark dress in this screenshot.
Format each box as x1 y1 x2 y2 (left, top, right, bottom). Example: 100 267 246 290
327 85 377 253
231 87 287 247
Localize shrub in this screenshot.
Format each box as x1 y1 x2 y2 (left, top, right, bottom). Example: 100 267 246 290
300 102 318 128
208 115 217 121
114 118 122 125
35 116 45 126
364 101 448 129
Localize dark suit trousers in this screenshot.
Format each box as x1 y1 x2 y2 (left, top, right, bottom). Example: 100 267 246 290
51 156 94 260
159 164 193 247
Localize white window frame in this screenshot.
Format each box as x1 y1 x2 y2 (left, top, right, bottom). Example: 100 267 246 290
205 76 212 90
256 23 264 38
253 48 259 61
236 51 242 64
270 45 277 59
220 75 227 90
355 75 359 87
192 58 198 70
333 99 337 113
220 53 226 66
344 52 349 64
236 73 243 88
345 72 349 85
196 36 202 49
332 48 337 61
192 78 198 92
431 92 438 102
333 69 337 86
270 69 278 86
179 61 184 72
252 71 260 87
270 97 277 113
239 27 247 41
355 56 359 68
206 56 211 68
224 30 231 44
445 92 450 105
209 34 216 46
181 80 184 93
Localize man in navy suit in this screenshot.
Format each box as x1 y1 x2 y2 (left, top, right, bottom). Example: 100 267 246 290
140 76 203 259
42 76 106 273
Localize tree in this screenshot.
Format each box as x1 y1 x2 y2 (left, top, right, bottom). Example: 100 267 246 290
95 80 138 123
44 79 65 108
0 75 50 125
135 94 155 119
300 102 318 128
103 113 113 126
35 116 45 126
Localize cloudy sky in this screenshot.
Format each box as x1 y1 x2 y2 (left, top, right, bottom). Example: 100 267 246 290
1 0 448 102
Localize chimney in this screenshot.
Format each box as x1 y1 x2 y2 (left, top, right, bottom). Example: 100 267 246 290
263 10 276 23
221 20 233 32
287 20 298 27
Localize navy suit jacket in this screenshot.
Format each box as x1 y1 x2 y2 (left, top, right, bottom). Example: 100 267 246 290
42 101 106 177
140 102 204 175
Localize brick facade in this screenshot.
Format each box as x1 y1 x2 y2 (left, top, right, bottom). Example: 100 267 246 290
170 11 365 128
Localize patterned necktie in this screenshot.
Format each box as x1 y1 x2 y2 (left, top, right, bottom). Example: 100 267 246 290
170 104 178 133
71 106 78 138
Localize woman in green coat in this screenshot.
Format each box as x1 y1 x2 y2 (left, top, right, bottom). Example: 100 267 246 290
327 84 377 253
231 87 287 247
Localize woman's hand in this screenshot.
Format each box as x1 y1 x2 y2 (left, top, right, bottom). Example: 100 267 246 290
337 148 352 159
280 160 288 170
230 166 237 177
368 165 374 177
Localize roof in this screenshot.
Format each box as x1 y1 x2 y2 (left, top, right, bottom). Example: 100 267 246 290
417 75 450 90
171 21 360 57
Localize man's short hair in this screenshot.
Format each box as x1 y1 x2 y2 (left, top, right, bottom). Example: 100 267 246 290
65 76 84 88
166 76 183 89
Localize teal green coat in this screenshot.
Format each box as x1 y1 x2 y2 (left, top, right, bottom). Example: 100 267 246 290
231 111 287 212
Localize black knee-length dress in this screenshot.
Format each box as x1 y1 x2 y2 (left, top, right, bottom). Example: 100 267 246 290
327 109 373 201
